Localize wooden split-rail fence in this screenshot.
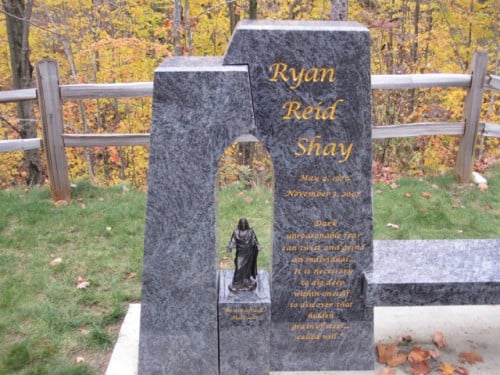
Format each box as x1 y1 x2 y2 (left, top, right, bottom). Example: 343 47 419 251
0 51 499 202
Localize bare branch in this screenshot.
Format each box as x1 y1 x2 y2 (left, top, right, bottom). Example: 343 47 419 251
0 114 22 136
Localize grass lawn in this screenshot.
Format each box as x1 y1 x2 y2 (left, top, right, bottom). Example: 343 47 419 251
0 165 498 374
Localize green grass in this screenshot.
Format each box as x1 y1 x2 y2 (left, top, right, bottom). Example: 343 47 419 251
216 183 273 272
0 165 498 374
374 165 500 239
0 182 145 374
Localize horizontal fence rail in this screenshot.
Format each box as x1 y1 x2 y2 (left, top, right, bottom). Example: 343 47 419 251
60 82 154 100
0 74 492 104
0 138 42 152
0 53 498 200
0 88 37 103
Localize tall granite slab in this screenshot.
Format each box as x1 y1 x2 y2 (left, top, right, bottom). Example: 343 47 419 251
138 57 255 375
219 270 271 375
224 21 373 371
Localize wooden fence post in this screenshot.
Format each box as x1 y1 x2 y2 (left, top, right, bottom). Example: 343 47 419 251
455 51 488 183
36 59 71 202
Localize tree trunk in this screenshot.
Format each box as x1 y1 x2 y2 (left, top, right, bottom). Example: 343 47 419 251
248 0 257 20
228 0 240 34
330 0 348 21
184 0 193 55
173 0 183 56
2 0 43 185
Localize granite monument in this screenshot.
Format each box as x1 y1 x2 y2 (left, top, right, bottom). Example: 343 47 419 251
139 20 373 374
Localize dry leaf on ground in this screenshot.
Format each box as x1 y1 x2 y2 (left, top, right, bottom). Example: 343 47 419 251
459 352 483 364
439 362 455 375
126 272 137 279
76 276 90 289
405 192 413 198
387 223 400 230
422 192 432 199
75 356 85 363
379 369 396 375
377 343 407 367
410 359 431 375
401 334 412 343
244 196 254 203
408 347 431 363
429 349 441 360
77 327 90 335
432 331 447 348
50 257 63 266
54 200 69 206
455 366 470 374
477 183 488 191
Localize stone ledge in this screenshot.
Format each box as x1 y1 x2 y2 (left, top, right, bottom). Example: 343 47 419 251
365 239 500 306
107 304 500 374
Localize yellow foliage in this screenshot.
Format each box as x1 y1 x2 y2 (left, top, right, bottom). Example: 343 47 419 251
0 0 498 187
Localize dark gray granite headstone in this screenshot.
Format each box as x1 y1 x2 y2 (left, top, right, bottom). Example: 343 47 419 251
219 270 271 375
138 57 255 375
140 20 373 374
224 21 373 371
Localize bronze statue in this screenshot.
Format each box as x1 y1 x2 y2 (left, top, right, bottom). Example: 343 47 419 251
227 218 260 292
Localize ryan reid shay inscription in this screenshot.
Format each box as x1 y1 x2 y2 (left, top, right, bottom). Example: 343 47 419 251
139 20 372 374
224 21 373 371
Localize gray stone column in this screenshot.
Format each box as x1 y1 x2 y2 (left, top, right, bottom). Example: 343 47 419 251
139 57 255 375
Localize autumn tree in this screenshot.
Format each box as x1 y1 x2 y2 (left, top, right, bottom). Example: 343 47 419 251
2 0 43 184
330 0 348 20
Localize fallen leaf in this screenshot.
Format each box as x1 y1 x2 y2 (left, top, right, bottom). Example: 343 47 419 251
388 353 407 367
386 223 400 230
477 183 488 191
408 347 431 363
410 360 431 375
76 356 85 363
459 352 483 364
55 200 69 207
377 343 397 365
377 343 407 367
375 189 383 195
126 272 137 279
432 331 447 348
50 257 63 266
390 183 399 189
439 362 455 375
405 192 413 198
429 349 441 360
77 281 90 289
244 196 254 203
484 204 492 211
76 276 90 289
379 369 396 375
455 366 470 374
401 334 412 343
422 192 432 199
77 327 90 335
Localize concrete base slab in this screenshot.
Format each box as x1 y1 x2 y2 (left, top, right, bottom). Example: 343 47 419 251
106 304 500 374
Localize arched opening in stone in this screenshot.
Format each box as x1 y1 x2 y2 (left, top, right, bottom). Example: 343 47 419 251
216 136 274 278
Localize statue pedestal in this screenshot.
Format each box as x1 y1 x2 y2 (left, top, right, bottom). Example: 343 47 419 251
219 270 271 375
